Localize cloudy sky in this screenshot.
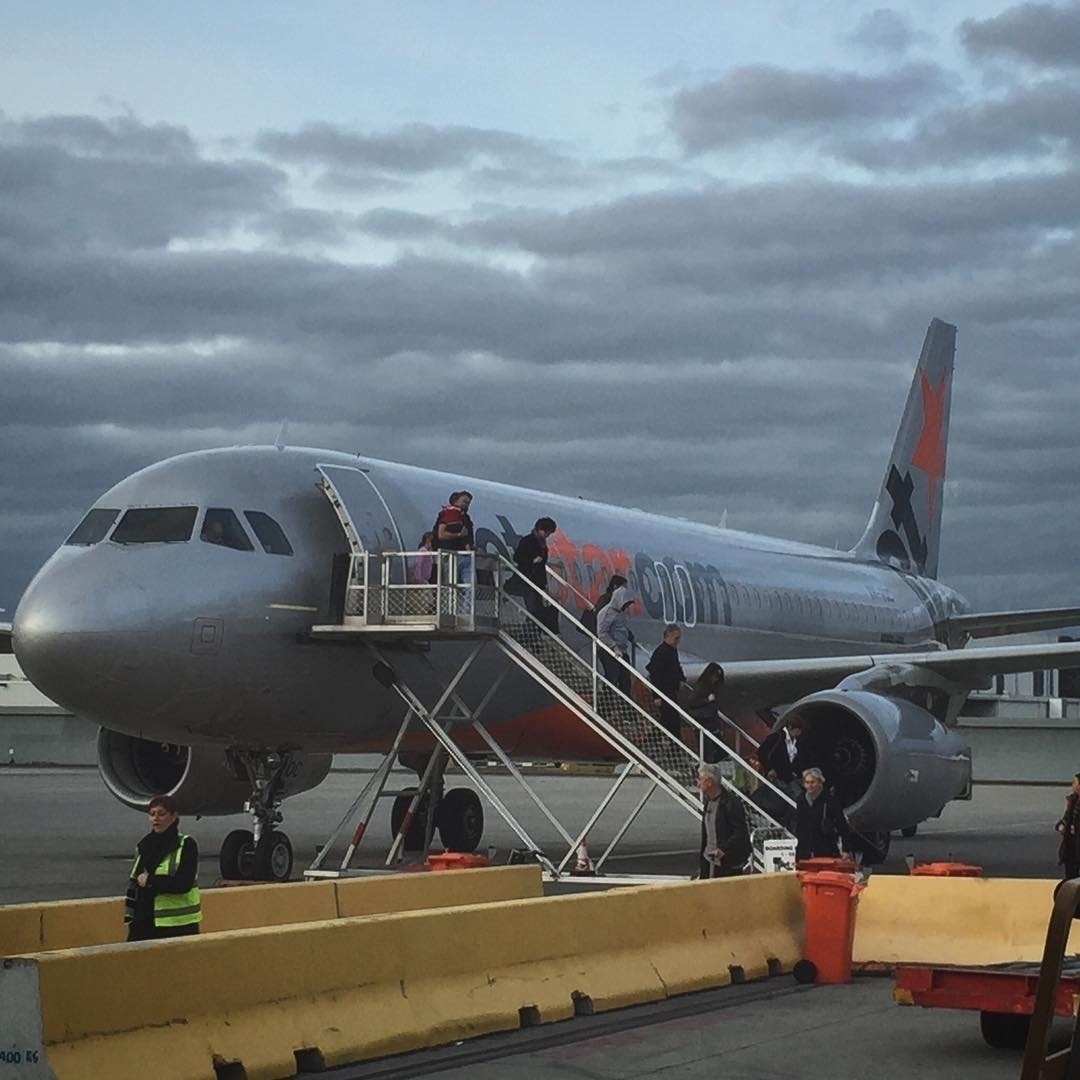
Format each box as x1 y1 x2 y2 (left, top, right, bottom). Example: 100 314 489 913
2 1 1079 617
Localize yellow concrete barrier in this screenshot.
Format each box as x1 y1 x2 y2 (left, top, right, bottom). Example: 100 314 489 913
200 881 338 934
0 873 801 1080
852 875 1076 966
334 864 543 918
0 865 542 956
0 897 123 956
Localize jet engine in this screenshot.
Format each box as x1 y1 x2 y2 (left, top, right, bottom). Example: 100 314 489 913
783 688 971 834
96 730 332 815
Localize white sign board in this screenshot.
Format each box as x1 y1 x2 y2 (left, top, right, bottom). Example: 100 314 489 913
761 838 797 873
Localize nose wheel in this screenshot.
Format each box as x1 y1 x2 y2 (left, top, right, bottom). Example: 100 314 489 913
219 828 295 882
220 749 297 882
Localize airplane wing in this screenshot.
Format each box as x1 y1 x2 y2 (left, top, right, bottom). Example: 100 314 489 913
942 607 1080 647
0 623 11 654
690 640 1080 710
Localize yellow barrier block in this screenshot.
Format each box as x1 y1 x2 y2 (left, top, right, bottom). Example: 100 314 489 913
200 881 338 934
1 874 802 1080
1 865 543 957
0 905 43 957
852 876 1079 966
0 897 124 956
333 864 543 918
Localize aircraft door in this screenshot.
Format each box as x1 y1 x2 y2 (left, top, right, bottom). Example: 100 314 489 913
316 464 404 554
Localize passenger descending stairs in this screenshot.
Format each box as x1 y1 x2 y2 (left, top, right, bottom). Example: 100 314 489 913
494 557 797 858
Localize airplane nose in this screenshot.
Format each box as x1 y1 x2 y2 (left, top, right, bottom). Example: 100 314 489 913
13 553 153 713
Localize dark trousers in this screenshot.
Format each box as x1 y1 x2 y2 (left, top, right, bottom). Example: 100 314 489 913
127 922 200 942
698 826 744 879
524 588 560 634
658 701 681 739
1065 862 1080 880
600 650 631 695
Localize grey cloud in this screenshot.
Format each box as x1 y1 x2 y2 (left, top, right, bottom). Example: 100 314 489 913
962 2 1080 68
4 110 1080 616
353 208 446 240
9 113 198 159
255 121 567 175
315 169 411 194
258 207 351 247
846 9 929 55
669 63 954 152
834 77 1080 168
0 114 284 253
455 171 1080 297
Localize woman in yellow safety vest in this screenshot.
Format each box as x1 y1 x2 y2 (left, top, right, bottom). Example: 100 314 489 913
124 794 201 941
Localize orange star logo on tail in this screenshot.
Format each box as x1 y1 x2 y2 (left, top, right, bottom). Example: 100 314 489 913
910 370 949 518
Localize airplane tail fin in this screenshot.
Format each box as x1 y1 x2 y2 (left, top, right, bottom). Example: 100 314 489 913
850 318 956 579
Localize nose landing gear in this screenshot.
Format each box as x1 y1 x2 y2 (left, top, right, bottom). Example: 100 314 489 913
219 749 296 882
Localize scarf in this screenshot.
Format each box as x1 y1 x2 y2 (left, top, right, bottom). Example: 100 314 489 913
134 821 180 877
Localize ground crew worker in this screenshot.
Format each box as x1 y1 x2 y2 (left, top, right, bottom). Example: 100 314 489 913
124 794 201 941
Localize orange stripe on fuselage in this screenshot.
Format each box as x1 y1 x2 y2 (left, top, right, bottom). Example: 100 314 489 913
546 532 632 610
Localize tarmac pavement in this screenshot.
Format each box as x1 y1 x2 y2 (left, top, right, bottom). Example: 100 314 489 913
0 768 1064 904
0 770 1071 1079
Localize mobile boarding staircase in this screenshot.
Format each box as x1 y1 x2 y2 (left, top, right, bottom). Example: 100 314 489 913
307 548 796 882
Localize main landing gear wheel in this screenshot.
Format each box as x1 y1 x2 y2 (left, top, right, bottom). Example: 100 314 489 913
220 829 258 880
437 788 484 852
254 830 294 882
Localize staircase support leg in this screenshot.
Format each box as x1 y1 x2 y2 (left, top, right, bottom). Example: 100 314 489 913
593 782 658 875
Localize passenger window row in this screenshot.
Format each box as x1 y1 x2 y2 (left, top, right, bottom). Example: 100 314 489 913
65 506 293 556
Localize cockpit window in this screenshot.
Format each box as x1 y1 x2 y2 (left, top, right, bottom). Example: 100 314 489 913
243 511 294 556
201 509 255 552
111 507 198 544
65 508 120 546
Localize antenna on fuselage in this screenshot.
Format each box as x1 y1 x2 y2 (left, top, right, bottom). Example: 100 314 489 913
274 420 289 450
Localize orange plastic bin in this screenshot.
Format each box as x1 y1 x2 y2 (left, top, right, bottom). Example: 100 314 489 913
426 852 491 871
909 862 982 877
796 856 857 874
795 869 865 985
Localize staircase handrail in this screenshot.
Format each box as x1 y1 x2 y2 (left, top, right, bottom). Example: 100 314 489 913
496 577 786 834
544 561 762 754
541 561 596 615
496 555 797 814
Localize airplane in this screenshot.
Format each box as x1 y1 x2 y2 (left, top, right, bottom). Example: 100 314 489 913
8 316 1080 881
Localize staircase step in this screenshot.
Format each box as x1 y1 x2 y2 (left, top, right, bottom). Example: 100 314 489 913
497 596 794 842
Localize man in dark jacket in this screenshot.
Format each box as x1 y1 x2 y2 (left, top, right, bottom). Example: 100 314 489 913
647 623 686 738
757 717 804 789
512 517 558 631
697 762 750 878
794 767 849 862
